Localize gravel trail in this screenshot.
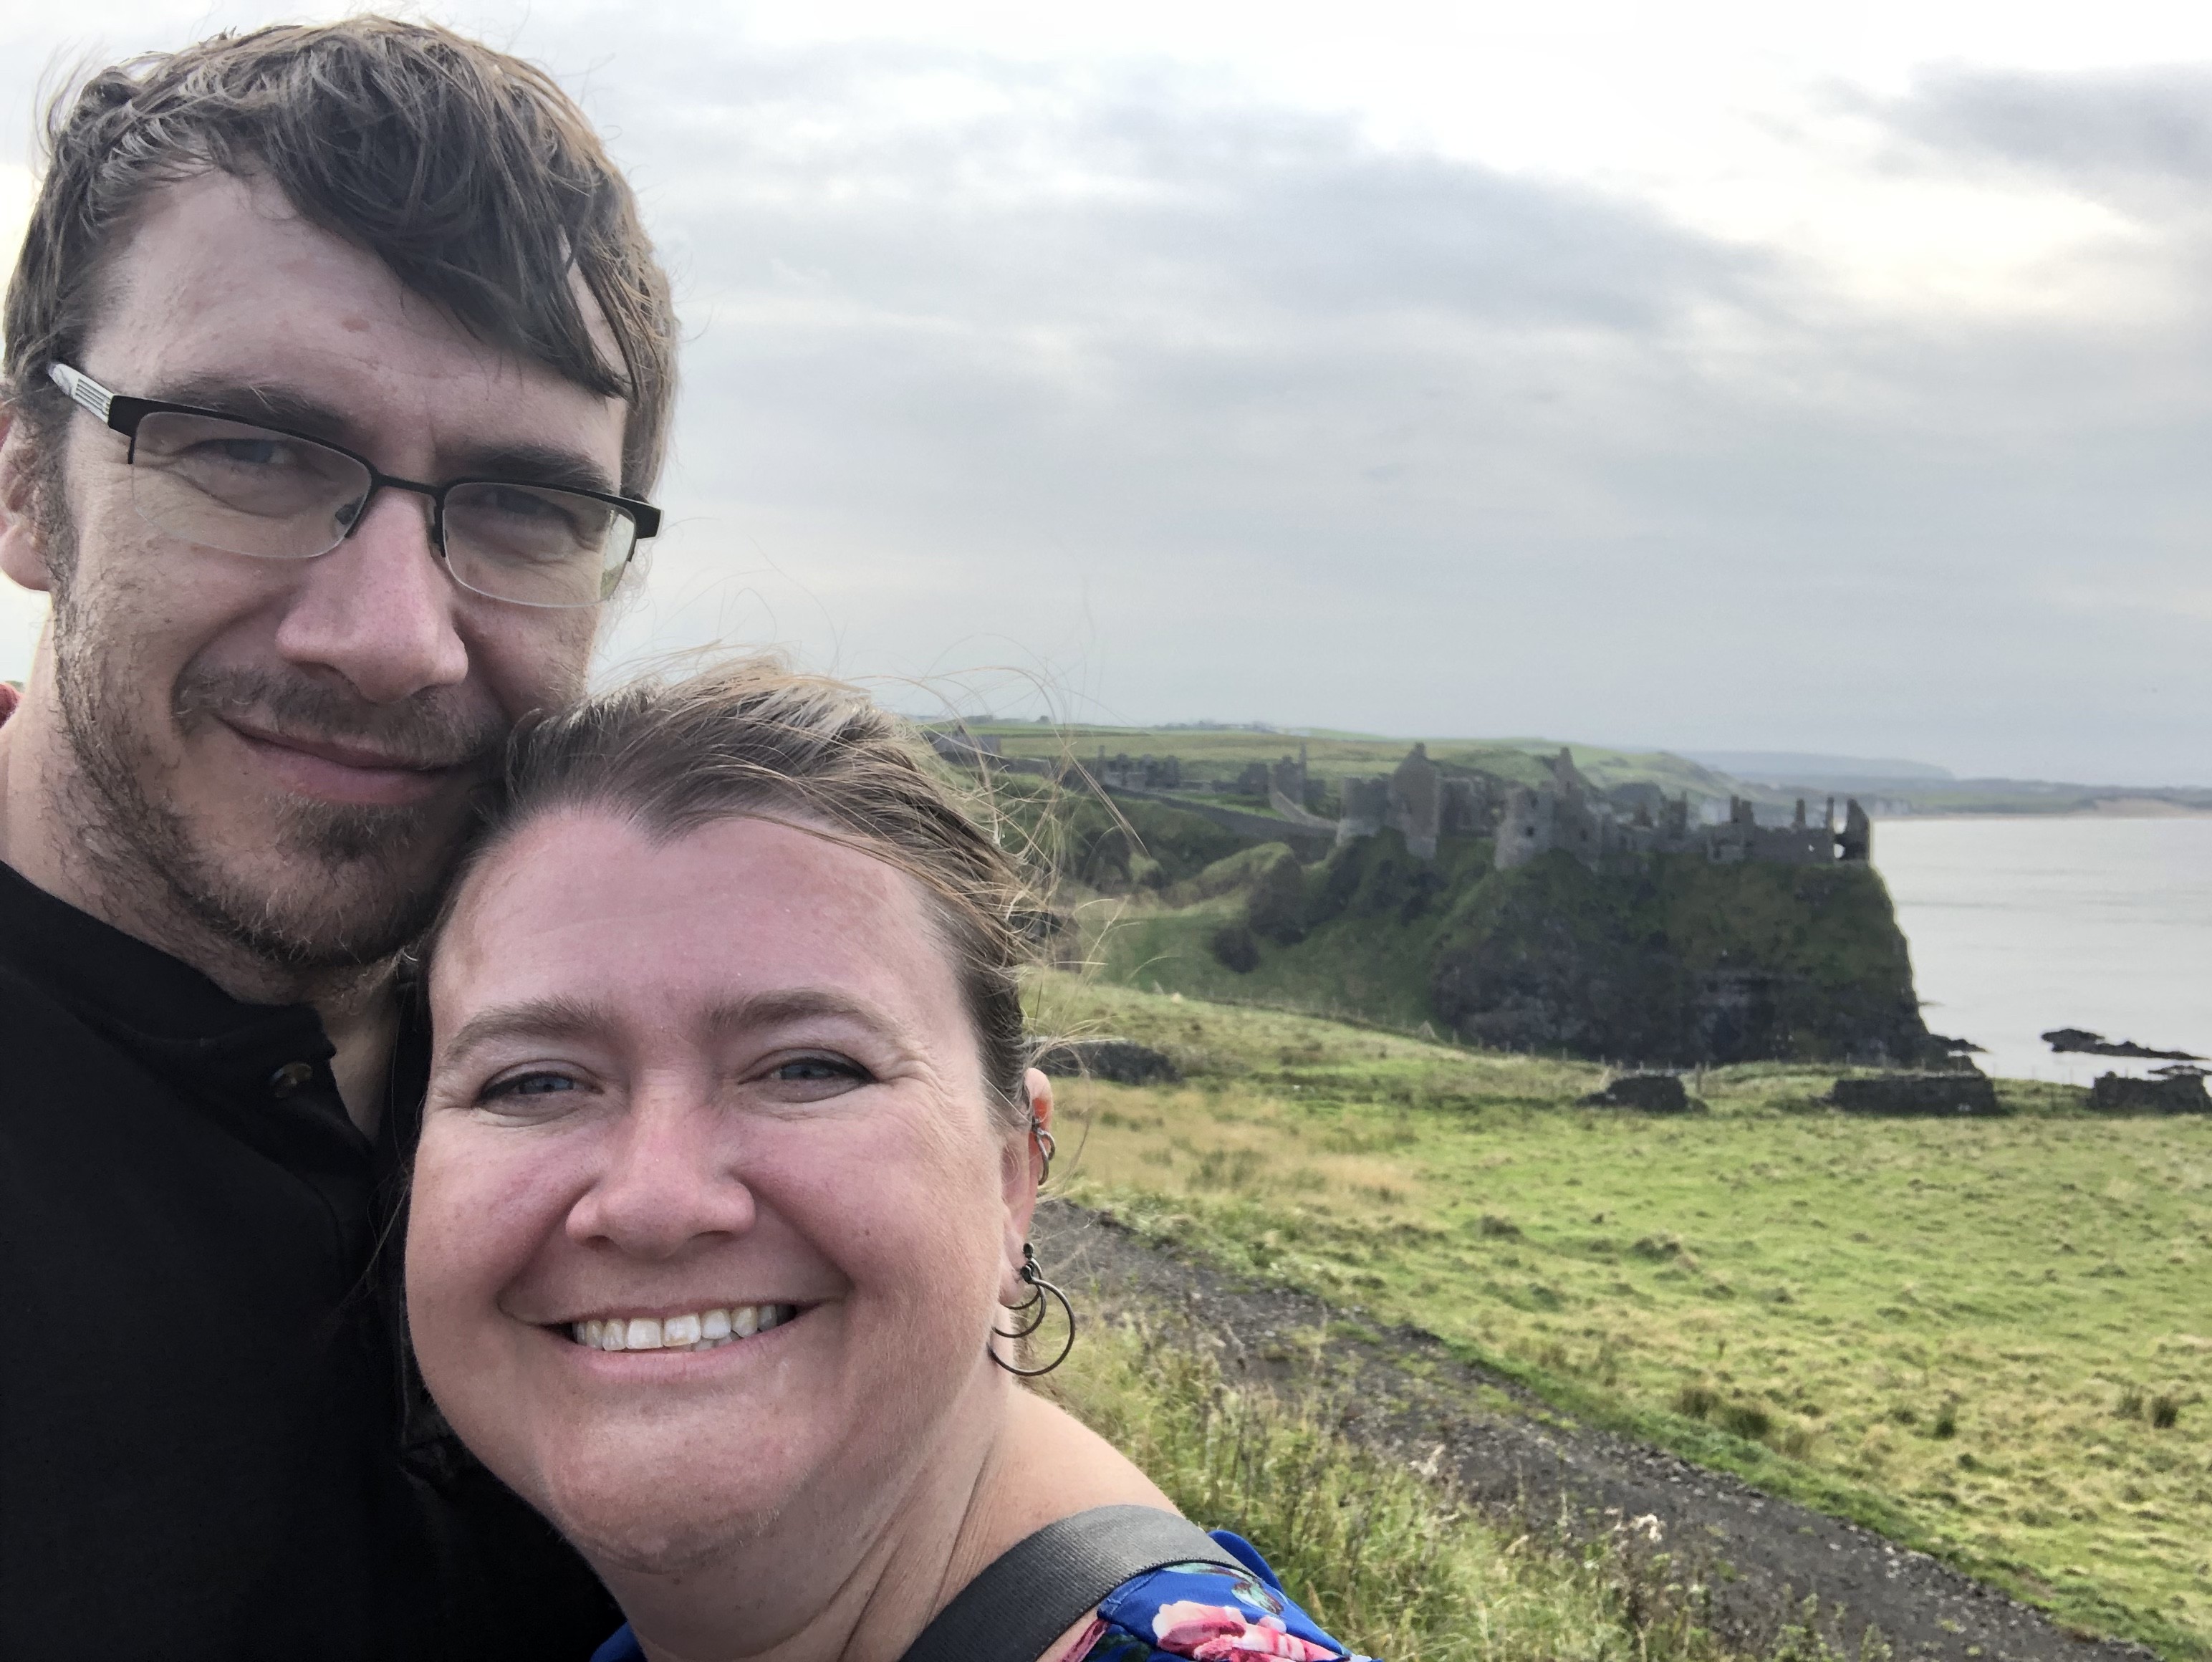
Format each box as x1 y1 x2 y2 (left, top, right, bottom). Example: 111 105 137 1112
1034 1199 2153 1662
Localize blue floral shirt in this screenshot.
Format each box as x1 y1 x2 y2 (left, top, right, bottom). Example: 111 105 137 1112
589 1530 1375 1662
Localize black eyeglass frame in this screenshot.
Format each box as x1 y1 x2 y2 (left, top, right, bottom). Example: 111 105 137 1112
46 362 660 607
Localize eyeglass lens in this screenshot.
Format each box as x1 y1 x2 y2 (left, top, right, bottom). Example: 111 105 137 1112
127 410 633 607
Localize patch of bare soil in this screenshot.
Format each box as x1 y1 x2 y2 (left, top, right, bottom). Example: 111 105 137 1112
1034 1199 2153 1662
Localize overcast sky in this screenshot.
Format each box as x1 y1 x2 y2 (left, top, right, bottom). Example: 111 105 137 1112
5 1 2211 784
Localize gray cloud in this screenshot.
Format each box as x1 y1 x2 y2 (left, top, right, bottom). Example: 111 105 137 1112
6 16 2208 781
573 36 2212 781
1880 64 2212 187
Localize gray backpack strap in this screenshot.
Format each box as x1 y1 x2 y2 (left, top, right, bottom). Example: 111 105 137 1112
899 1504 1242 1662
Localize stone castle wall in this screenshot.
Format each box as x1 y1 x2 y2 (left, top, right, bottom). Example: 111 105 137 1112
930 730 1868 876
1494 749 1872 874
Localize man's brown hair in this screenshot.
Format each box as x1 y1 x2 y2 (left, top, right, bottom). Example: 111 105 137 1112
4 16 677 494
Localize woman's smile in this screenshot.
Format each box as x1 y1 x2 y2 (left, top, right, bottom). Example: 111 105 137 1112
565 1302 803 1353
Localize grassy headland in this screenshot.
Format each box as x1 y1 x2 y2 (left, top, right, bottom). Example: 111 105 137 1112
1084 827 1930 1065
1032 974 2212 1658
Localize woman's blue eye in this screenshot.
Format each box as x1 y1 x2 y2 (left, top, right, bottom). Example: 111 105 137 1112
485 1072 580 1100
773 1057 865 1084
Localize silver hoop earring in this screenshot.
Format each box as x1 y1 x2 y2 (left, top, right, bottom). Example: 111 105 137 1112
990 1242 1075 1377
1031 1117 1057 1188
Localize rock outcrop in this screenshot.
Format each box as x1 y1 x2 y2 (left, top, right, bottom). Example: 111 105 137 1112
1578 1073 1700 1113
1037 1039 1183 1087
2090 1072 2210 1113
1423 842 1933 1066
1828 1073 2003 1116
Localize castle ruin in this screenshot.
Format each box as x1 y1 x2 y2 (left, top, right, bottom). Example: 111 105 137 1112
1092 748 1183 791
1491 749 1871 873
932 729 1873 875
1332 744 1498 858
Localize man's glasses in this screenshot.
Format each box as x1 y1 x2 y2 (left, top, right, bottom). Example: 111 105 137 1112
47 363 658 610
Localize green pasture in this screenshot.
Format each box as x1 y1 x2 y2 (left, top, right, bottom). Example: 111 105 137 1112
1032 974 2212 1658
972 721 1746 802
1049 1317 1828 1662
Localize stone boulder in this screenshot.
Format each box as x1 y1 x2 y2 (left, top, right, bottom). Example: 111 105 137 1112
1829 1073 2003 1116
2090 1072 2211 1114
1579 1073 1698 1113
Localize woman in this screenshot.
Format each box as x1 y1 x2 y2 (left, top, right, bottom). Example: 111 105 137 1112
404 666 1376 1662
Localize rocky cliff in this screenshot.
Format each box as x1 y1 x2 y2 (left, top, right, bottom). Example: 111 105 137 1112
1085 813 1933 1067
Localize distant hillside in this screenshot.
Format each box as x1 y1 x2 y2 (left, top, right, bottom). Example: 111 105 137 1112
976 723 1750 808
1683 750 1955 785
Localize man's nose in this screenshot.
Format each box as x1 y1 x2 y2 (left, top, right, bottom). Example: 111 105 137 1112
271 486 469 704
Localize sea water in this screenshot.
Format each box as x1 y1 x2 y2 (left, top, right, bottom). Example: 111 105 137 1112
1873 816 2212 1084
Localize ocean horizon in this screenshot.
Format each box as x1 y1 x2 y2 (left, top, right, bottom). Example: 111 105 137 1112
1873 815 2212 1085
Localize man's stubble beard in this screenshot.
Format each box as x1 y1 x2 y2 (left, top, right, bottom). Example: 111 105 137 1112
37 466 503 976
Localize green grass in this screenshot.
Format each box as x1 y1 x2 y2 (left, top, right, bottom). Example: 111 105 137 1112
1047 1316 1877 1661
973 722 1743 802
1092 881 1450 1033
1031 974 2212 1658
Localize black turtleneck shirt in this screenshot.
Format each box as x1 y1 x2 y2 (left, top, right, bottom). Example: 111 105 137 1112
0 860 619 1660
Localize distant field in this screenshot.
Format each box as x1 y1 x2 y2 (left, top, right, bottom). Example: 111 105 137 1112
1032 974 2212 1658
965 724 2212 817
972 721 1745 802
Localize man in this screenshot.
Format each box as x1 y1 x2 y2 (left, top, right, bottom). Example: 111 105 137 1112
0 20 676 1658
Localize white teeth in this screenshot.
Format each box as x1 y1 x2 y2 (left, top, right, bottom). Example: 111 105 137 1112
572 1304 799 1351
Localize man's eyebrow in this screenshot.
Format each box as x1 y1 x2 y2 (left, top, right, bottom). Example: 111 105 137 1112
146 375 355 444
452 441 620 497
438 995 610 1065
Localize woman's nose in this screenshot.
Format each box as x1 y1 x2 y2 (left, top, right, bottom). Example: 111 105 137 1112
565 1092 756 1258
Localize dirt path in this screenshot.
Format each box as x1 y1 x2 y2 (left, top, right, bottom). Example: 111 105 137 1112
1034 1199 2154 1662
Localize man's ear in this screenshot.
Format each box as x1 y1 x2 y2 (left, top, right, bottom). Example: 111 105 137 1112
0 408 57 595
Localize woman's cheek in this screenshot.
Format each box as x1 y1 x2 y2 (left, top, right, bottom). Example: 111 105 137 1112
408 1123 519 1368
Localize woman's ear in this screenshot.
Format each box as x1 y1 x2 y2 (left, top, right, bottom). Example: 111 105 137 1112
999 1069 1054 1290
1026 1067 1054 1138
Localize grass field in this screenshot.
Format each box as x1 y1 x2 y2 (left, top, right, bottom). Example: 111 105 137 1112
972 721 1749 803
1031 974 2212 1658
1048 1318 1855 1662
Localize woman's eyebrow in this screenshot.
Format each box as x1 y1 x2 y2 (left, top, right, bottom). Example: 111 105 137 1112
438 995 609 1065
437 989 915 1063
703 988 914 1047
